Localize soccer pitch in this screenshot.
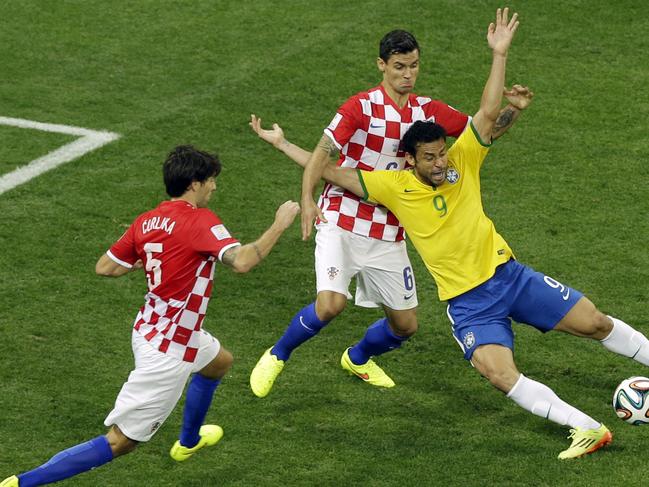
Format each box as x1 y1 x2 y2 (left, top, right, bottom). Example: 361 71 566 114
1 1 648 485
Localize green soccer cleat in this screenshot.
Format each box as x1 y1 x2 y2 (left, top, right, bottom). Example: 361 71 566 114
170 424 223 462
0 476 18 487
557 424 612 460
340 348 395 388
249 348 285 398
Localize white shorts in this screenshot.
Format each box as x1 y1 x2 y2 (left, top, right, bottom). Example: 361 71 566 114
104 328 220 442
314 224 418 310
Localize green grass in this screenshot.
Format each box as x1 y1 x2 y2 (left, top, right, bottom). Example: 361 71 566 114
0 126 77 177
1 1 649 485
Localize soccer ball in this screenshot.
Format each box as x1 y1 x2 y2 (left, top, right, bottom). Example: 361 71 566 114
612 376 649 425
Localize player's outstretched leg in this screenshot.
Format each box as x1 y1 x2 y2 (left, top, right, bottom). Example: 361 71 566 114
8 435 114 486
600 316 649 365
554 299 649 364
250 303 329 397
557 424 613 460
342 318 408 388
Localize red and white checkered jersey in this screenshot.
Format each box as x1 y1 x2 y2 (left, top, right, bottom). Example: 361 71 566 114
320 84 469 241
107 200 240 363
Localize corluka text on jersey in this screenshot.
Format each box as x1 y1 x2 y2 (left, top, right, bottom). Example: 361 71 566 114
142 216 176 235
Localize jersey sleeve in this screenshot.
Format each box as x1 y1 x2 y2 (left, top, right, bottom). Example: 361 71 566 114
191 209 241 262
323 95 363 149
358 169 400 209
425 101 470 138
448 122 491 172
107 223 139 268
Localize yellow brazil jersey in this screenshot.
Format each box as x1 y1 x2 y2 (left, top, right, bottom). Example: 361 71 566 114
358 123 513 300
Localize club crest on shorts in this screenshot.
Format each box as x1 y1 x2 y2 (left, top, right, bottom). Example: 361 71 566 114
463 331 475 349
150 421 162 434
446 168 460 184
327 266 339 280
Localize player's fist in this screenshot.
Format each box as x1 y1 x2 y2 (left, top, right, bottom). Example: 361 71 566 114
275 200 301 230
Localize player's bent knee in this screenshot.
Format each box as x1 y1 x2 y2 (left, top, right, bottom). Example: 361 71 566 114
472 349 519 393
482 368 519 393
557 297 613 339
590 311 613 339
201 348 233 379
384 307 418 337
315 292 347 320
568 307 612 339
389 316 418 337
106 426 138 457
217 348 234 374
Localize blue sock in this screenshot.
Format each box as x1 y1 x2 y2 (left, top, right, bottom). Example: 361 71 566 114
348 318 409 365
271 303 330 361
179 374 221 448
18 435 113 487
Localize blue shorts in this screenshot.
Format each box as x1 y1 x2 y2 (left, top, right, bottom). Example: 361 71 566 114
448 259 583 360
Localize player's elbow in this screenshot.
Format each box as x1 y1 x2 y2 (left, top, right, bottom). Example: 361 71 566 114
96 266 110 277
231 263 251 274
231 256 255 274
95 254 131 277
95 259 115 276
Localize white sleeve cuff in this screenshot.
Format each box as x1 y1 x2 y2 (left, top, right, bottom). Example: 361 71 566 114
218 242 241 262
106 250 133 269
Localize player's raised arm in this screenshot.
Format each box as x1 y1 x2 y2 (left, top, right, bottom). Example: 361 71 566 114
249 115 313 167
472 7 519 142
221 200 300 273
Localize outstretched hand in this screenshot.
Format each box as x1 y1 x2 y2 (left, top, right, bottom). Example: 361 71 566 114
250 114 285 148
487 7 519 56
504 84 534 110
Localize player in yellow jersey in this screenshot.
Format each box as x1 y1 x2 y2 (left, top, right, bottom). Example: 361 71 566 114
250 7 649 460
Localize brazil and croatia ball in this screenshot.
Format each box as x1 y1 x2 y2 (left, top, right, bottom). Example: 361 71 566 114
613 376 649 425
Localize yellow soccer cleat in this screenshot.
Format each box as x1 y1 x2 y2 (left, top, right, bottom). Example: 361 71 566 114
249 348 285 398
0 476 18 487
170 424 223 462
557 424 612 460
340 348 395 388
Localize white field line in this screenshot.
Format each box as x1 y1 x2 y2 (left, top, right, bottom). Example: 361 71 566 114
0 116 121 196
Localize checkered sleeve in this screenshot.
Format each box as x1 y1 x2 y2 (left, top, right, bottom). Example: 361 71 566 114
191 209 241 261
107 222 139 267
423 100 470 138
324 95 363 150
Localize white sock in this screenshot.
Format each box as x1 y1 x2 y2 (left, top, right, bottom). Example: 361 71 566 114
507 374 600 430
601 316 649 366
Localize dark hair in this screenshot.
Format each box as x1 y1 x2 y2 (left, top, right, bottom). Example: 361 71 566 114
163 145 221 197
379 30 419 61
402 121 446 155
